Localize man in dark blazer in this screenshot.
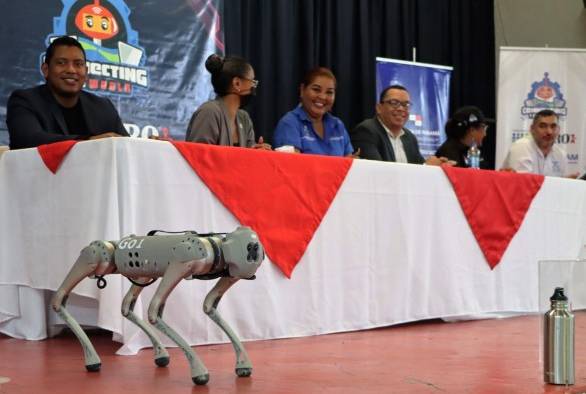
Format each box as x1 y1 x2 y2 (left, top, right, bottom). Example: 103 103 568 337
6 36 128 150
351 85 446 165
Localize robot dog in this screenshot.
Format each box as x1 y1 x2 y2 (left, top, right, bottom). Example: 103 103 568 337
51 226 264 385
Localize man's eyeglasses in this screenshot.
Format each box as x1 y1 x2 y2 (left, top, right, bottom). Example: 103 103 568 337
381 99 411 109
241 77 259 88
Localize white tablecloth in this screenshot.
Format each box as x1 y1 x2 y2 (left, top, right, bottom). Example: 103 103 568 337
1 138 585 354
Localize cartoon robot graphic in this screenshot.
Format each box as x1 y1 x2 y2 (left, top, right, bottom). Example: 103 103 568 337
74 0 119 47
50 0 145 67
522 72 567 116
43 0 149 95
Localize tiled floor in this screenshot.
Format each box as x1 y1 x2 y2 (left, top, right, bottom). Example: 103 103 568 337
1 313 586 393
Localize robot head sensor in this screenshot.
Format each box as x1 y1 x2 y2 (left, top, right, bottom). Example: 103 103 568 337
221 226 264 279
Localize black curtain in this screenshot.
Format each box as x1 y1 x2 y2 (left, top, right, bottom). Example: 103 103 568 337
224 0 496 168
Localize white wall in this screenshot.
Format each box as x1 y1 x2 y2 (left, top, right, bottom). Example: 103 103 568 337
495 0 586 49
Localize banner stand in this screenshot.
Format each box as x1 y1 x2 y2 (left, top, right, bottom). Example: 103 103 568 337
496 46 586 174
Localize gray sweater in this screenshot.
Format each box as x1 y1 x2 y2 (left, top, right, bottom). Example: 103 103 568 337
186 98 255 147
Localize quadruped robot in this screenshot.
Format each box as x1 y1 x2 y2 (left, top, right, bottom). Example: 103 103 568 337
50 226 264 385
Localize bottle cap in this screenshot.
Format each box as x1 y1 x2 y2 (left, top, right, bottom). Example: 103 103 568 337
550 287 568 301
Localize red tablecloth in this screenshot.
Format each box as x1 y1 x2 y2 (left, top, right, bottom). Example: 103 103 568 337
171 142 353 277
442 166 544 269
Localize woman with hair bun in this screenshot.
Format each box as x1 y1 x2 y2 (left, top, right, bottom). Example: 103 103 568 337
186 54 270 149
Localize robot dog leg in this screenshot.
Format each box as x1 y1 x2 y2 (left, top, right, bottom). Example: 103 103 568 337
121 282 170 367
203 276 252 377
201 227 264 377
51 240 117 372
147 260 210 385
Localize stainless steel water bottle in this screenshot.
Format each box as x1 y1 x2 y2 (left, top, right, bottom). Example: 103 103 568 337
543 287 574 385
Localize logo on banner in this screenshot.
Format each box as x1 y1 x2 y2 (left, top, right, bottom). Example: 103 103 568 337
521 72 566 118
43 0 148 96
409 114 423 127
124 122 171 139
557 133 576 145
566 152 578 166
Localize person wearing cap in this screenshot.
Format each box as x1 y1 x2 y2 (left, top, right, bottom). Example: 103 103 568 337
502 109 576 177
350 85 447 165
435 106 492 168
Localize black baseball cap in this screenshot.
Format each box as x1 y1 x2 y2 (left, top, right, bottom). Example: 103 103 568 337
452 106 494 127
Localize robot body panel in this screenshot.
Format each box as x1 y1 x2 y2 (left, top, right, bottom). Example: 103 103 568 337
113 234 221 279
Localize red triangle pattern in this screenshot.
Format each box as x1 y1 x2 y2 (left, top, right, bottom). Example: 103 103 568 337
442 166 544 269
37 140 79 174
171 141 353 277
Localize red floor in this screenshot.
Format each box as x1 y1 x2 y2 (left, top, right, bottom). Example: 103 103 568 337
1 314 586 393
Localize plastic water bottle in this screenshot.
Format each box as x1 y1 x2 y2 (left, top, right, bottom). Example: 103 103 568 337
543 287 574 385
467 143 481 169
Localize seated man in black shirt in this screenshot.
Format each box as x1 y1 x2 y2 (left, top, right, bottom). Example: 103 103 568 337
6 36 128 149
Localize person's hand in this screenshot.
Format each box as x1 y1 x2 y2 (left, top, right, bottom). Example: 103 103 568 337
148 135 174 141
425 155 453 166
567 172 580 179
346 148 361 158
252 136 272 150
88 132 124 140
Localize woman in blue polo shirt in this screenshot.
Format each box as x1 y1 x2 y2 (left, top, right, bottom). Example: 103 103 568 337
273 67 354 157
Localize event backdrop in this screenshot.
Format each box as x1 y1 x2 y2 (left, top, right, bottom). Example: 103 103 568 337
496 47 586 175
375 57 452 157
0 0 223 145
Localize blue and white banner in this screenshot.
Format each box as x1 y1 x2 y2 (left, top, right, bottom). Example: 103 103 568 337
496 47 586 174
375 57 452 157
0 0 224 146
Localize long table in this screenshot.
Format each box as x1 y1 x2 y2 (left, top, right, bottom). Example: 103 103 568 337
1 138 586 355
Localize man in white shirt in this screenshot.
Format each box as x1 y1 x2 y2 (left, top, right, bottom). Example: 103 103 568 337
503 109 575 177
